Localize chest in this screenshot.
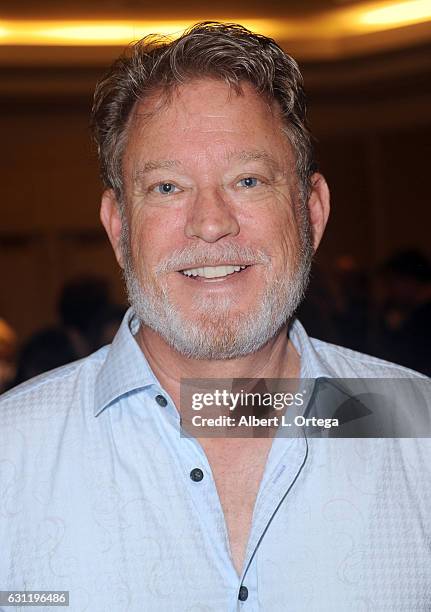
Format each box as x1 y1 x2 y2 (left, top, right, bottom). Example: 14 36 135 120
199 437 273 573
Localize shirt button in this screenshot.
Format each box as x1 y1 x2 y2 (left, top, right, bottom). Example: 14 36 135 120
190 468 204 482
155 394 168 407
238 585 248 601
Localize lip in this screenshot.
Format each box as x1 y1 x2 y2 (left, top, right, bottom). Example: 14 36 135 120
175 264 254 286
177 263 253 273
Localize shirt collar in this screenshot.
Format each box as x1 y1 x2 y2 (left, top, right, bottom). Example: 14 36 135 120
94 310 334 416
289 319 333 379
94 308 159 416
289 319 361 426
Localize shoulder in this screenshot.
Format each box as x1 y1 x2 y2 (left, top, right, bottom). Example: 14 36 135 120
310 336 427 379
0 346 109 423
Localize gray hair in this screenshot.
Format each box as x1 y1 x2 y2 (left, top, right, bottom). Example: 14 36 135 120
91 21 316 204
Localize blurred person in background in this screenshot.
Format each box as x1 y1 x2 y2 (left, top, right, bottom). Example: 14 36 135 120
58 276 126 355
9 326 78 388
0 317 17 393
295 263 338 342
298 254 371 352
4 276 126 390
374 249 431 375
329 254 371 353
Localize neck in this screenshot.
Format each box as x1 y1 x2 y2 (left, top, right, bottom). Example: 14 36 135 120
135 322 300 410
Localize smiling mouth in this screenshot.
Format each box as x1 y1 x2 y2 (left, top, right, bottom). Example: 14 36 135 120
179 264 250 279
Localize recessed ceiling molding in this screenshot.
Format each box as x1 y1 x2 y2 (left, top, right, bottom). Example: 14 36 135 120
0 0 430 63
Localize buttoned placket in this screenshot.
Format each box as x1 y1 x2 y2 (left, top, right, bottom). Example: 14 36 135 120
150 388 309 611
150 388 242 609
238 434 308 610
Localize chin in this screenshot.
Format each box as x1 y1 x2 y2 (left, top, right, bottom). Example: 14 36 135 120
157 303 285 360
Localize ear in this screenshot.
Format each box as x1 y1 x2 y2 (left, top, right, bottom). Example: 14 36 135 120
307 173 330 251
100 189 125 268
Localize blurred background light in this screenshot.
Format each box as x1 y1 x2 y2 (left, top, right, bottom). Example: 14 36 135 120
360 0 431 26
0 2 430 47
0 19 278 46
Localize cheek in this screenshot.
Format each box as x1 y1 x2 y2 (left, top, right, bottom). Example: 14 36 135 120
128 207 185 272
270 199 304 264
242 196 301 261
128 210 155 272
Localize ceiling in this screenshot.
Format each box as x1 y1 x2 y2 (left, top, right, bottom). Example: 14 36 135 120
2 0 365 20
1 0 430 67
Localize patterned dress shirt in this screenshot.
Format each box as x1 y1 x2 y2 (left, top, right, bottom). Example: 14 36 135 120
0 308 430 611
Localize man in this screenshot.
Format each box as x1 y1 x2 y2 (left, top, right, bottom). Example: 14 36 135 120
0 22 429 611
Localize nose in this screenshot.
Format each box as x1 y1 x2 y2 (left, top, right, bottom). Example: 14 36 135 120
184 187 240 243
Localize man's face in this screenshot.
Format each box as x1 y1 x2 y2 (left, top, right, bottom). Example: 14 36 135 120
104 79 326 359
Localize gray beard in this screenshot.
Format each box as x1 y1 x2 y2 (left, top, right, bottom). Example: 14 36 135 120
120 220 313 360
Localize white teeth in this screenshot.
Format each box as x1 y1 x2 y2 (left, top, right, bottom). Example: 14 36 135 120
182 265 248 278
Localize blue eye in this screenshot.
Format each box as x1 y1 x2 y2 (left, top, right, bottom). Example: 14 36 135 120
238 177 259 188
155 182 179 195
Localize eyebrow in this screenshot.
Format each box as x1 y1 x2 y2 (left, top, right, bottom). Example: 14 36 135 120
227 150 283 173
133 149 282 182
134 159 181 182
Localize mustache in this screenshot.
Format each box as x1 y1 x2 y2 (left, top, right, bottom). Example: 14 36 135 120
155 243 271 273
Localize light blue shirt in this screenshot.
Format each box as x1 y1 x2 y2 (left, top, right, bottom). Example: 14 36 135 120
0 309 430 611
